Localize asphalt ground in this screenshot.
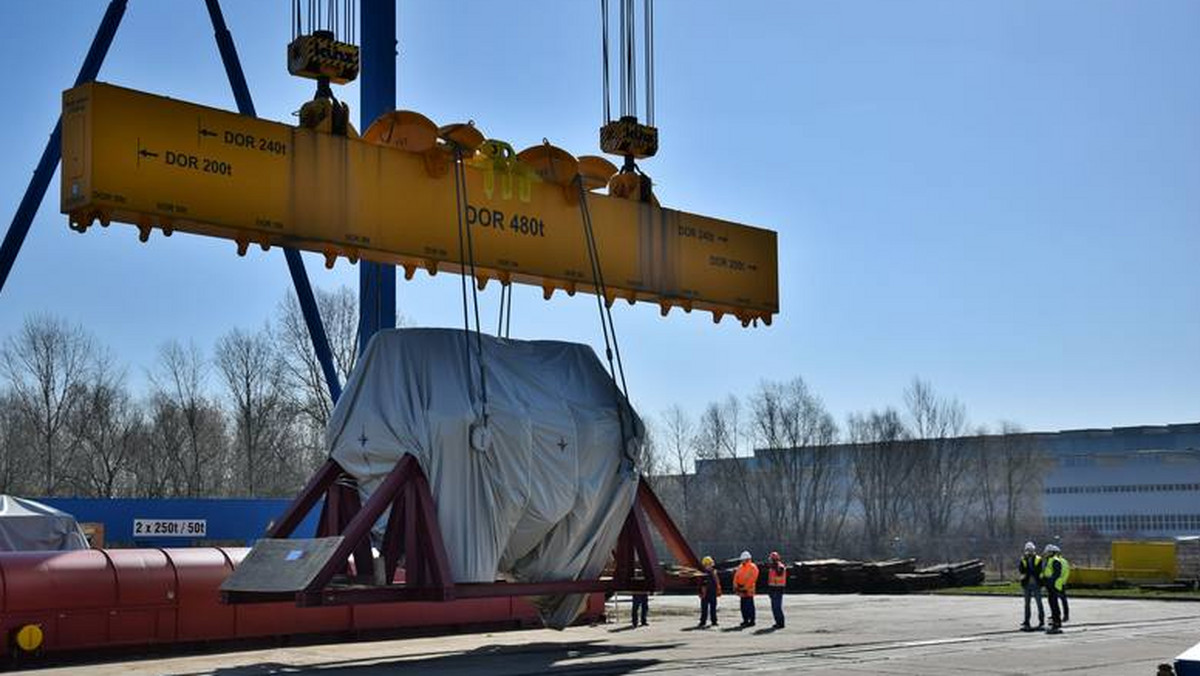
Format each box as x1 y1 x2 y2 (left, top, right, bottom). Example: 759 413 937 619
26 593 1200 675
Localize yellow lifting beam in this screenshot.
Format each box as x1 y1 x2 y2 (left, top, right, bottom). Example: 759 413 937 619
60 83 777 326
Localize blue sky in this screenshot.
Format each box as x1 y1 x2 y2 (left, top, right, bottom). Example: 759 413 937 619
1 1 1197 433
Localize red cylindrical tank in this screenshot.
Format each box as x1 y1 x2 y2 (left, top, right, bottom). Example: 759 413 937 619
0 548 605 658
1 550 118 652
105 548 177 646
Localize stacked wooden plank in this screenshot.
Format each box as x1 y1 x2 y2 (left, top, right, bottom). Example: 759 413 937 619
912 560 987 588
684 557 981 593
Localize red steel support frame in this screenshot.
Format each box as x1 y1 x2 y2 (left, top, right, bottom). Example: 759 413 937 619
227 453 698 607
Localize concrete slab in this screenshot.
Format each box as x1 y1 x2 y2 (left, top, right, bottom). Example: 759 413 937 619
27 594 1200 675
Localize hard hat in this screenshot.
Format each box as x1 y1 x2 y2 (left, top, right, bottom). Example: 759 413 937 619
1044 544 1060 554
769 551 781 561
1023 542 1036 552
739 550 752 561
701 556 714 567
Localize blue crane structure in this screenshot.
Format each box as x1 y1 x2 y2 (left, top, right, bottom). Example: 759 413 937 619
0 0 404 404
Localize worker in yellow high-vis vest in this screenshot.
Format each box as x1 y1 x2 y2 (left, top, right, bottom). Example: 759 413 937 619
1041 544 1071 634
1018 541 1045 631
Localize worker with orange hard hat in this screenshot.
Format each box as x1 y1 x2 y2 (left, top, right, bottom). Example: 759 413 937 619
767 551 787 629
732 550 759 627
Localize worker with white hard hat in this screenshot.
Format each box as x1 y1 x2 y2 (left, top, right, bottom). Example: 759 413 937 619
1041 543 1071 634
732 550 759 627
1018 541 1045 631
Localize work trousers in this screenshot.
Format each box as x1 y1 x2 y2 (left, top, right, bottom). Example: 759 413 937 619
1047 586 1064 628
739 595 756 625
1060 589 1069 623
1022 582 1044 626
631 594 649 626
699 594 718 625
768 588 785 628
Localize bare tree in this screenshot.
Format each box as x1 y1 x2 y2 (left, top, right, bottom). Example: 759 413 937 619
660 404 696 534
65 352 142 497
694 396 770 542
215 326 295 496
0 315 93 494
0 388 38 494
750 378 843 555
904 378 970 549
276 285 361 431
848 408 912 556
994 422 1049 539
148 341 228 497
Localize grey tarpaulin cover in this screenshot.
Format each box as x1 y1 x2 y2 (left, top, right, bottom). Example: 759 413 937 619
328 328 642 628
0 495 89 551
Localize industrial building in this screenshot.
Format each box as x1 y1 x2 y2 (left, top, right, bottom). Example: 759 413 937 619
1038 423 1200 537
692 422 1200 540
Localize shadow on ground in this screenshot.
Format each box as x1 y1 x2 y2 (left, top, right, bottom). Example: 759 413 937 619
195 640 674 676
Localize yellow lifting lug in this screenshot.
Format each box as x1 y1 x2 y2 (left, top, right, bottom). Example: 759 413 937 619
438 122 485 156
425 122 484 178
469 140 520 200
362 110 439 153
577 155 619 192
288 30 360 85
600 115 658 160
518 141 579 205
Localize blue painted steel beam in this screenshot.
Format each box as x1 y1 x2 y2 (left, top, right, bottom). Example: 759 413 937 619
0 0 128 296
205 0 342 403
358 0 398 354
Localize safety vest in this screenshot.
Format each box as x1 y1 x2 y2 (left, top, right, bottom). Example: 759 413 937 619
733 561 759 597
1042 555 1070 591
768 563 787 588
1018 554 1041 583
1018 554 1041 575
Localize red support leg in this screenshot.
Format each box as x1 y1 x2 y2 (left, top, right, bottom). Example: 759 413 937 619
403 486 421 586
412 469 454 594
268 458 341 538
637 478 701 569
303 455 421 595
627 501 666 591
381 490 406 583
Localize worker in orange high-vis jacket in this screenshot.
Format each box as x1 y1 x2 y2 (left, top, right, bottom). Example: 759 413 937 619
732 550 759 627
766 551 787 629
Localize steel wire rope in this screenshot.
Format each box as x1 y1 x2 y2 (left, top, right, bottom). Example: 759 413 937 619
644 0 654 126
601 0 612 123
496 282 513 338
575 181 635 458
452 147 490 425
625 0 636 118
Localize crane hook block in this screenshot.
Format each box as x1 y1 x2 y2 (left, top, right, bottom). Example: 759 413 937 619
288 30 360 85
600 116 658 160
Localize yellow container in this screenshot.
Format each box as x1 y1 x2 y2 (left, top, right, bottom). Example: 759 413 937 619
1071 567 1115 586
1112 541 1177 580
